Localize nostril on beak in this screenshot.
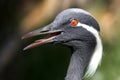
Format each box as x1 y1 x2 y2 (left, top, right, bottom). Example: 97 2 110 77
40 30 49 33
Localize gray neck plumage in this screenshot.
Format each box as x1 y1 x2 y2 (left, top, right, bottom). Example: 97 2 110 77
65 40 96 80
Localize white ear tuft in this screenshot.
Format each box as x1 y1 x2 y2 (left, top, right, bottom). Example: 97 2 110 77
77 22 103 78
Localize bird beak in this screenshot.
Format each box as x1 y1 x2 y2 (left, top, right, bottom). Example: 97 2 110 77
22 25 62 50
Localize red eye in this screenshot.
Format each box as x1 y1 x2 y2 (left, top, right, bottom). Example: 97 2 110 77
70 19 78 27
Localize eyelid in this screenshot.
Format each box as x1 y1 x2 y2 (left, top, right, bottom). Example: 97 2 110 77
70 18 76 22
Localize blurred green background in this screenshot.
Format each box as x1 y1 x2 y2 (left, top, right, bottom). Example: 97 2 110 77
0 0 120 80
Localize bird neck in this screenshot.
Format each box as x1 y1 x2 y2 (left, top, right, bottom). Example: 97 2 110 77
65 41 96 80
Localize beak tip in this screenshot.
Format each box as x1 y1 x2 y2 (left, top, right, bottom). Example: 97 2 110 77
23 48 26 51
23 47 27 51
21 36 25 40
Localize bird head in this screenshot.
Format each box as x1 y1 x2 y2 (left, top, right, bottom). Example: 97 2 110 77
22 8 100 50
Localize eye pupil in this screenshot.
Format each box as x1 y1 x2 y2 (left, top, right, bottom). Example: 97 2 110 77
70 19 78 27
